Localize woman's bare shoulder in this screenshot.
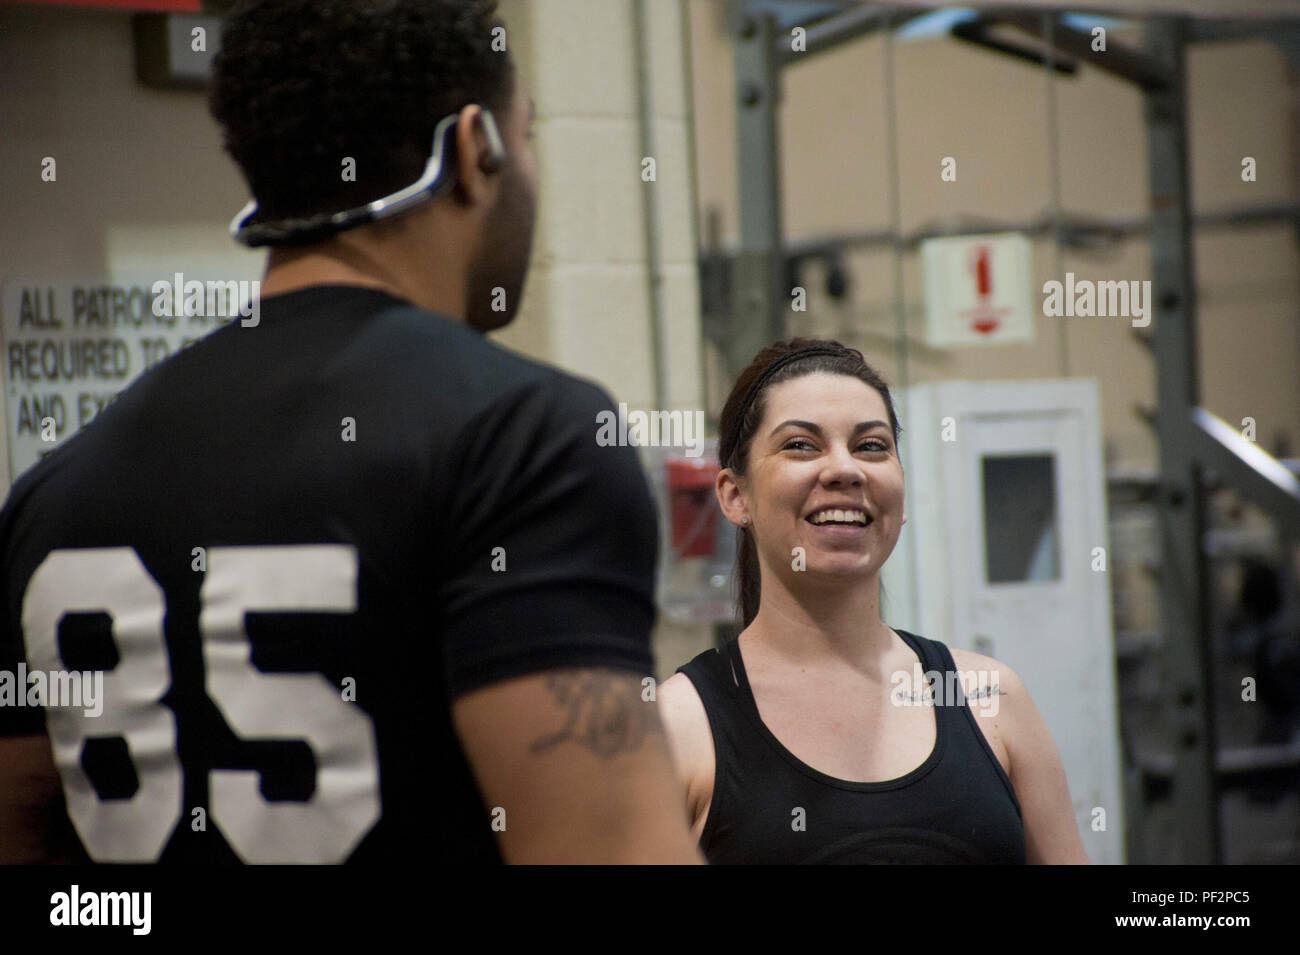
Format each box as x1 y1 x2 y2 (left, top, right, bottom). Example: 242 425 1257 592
948 646 1021 678
946 647 1025 707
655 672 716 825
656 672 711 753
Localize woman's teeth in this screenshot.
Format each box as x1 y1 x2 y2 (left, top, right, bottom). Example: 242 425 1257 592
807 509 870 525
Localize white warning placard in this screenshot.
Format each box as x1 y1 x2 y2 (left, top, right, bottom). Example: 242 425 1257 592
1 277 257 480
921 233 1035 347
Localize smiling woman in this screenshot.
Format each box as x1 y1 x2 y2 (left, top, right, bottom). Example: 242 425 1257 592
655 338 1090 865
715 340 904 628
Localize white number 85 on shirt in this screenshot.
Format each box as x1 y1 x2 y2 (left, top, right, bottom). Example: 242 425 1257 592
22 544 380 863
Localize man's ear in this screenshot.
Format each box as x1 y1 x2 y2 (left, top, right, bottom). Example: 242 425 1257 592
715 467 748 528
455 105 499 204
477 110 505 173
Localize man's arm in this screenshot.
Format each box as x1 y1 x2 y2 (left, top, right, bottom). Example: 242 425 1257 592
437 370 703 863
452 667 703 864
0 732 76 864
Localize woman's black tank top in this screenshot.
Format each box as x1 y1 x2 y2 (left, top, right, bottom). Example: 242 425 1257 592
676 629 1026 864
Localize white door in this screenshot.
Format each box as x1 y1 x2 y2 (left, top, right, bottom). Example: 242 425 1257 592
893 380 1125 864
954 392 1122 863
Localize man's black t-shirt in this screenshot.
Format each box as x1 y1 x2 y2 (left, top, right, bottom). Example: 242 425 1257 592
0 285 659 864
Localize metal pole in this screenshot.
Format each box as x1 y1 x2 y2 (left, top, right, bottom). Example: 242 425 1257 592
632 0 668 410
1043 12 1068 377
1144 16 1220 864
880 8 908 394
729 3 785 378
774 5 925 65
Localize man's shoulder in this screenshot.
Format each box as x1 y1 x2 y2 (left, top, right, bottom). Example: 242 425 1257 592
333 298 615 416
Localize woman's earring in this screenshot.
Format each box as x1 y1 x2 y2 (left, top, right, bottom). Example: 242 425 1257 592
741 516 749 526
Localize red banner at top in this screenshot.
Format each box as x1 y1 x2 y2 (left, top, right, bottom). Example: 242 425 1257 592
1 0 202 11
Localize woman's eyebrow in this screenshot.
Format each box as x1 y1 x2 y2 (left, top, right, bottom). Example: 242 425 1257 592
770 419 821 436
770 419 890 437
855 420 891 435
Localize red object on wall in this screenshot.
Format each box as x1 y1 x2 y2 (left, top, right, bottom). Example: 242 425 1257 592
967 244 1001 334
1 0 202 11
667 457 718 558
971 245 992 299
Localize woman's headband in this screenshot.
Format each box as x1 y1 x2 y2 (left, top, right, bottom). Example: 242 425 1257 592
727 345 850 468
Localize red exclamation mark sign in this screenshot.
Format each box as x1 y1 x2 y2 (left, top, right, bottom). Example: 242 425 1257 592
970 245 999 334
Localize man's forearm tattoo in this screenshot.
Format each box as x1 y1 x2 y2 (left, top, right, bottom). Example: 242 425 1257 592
529 670 662 759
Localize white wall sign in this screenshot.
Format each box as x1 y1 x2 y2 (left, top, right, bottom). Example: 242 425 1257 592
1 277 250 482
921 233 1035 347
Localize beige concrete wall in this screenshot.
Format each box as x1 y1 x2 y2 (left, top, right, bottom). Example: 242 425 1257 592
686 0 1300 472
494 0 704 410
